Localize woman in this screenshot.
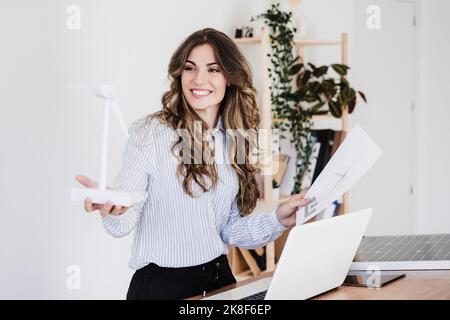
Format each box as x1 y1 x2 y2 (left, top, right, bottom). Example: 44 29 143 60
76 28 310 300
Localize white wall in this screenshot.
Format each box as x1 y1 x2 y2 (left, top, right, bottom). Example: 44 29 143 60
0 0 271 299
349 0 417 236
416 0 450 233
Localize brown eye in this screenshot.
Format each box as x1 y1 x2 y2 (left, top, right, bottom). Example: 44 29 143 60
184 66 195 71
209 68 220 73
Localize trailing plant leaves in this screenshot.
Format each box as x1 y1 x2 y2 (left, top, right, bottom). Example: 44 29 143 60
328 100 342 118
313 66 328 77
292 55 301 63
349 88 356 102
321 79 337 98
348 96 356 114
300 70 312 84
307 62 317 72
341 83 352 101
310 101 326 113
358 90 367 103
296 74 304 88
293 87 306 102
304 94 318 103
331 64 350 76
308 81 320 95
289 63 303 75
254 2 366 194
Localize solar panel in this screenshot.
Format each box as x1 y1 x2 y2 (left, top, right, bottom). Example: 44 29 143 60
350 234 450 271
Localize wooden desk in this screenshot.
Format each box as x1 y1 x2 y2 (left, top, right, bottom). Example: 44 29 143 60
189 270 450 300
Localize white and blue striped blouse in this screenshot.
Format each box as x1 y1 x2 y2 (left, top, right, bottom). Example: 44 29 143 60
101 115 287 269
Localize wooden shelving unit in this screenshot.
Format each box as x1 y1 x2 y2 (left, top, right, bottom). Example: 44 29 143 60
229 27 350 279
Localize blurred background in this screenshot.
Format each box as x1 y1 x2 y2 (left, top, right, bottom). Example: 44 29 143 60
0 0 449 299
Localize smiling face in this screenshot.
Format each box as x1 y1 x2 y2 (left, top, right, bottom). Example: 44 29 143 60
181 44 228 116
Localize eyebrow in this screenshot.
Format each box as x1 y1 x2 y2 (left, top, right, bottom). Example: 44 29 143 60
185 60 218 67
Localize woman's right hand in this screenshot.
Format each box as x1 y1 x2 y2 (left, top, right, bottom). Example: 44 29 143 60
275 189 310 228
75 175 129 217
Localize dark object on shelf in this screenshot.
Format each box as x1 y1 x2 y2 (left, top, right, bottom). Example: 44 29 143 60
249 249 266 270
235 27 242 38
242 26 254 38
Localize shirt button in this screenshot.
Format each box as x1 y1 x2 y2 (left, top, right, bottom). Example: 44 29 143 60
216 262 220 267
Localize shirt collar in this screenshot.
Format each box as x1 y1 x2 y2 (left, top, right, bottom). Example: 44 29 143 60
211 115 225 135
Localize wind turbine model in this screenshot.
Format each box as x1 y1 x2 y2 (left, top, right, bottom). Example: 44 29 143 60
70 84 147 207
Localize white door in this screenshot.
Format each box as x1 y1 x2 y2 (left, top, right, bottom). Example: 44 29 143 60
350 0 416 235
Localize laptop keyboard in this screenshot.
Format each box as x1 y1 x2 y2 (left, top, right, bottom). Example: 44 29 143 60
240 290 267 300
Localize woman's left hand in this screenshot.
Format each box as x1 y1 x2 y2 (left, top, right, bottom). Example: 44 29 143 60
275 190 310 228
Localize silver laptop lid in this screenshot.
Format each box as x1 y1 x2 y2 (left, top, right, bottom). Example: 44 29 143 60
266 208 372 300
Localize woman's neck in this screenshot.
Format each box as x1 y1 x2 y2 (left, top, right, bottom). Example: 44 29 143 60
195 105 220 129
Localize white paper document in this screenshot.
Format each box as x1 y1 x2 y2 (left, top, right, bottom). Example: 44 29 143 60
296 124 382 225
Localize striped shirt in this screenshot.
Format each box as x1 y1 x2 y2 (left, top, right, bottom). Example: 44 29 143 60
101 115 287 269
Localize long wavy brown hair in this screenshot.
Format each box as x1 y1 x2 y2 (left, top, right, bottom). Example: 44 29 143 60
148 28 261 216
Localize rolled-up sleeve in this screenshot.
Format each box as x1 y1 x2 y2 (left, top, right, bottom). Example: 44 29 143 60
220 199 287 249
101 119 154 238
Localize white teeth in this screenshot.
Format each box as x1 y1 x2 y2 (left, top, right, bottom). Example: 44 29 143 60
192 90 211 96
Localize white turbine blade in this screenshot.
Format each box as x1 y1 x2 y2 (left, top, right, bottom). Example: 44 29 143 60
94 85 114 100
69 84 128 138
68 84 114 100
111 101 129 138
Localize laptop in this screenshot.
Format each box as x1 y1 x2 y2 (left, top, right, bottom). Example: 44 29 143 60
204 208 373 300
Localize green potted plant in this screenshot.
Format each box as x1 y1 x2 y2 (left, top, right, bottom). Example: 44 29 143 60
253 3 367 194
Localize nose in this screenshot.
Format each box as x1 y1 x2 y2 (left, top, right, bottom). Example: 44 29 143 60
193 69 208 85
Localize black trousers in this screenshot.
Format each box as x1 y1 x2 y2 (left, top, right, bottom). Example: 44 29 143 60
126 254 236 300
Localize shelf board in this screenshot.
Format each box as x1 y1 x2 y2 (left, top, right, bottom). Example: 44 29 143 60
311 114 343 131
273 114 335 122
232 37 262 44
233 37 341 47
295 39 341 46
235 268 253 276
312 114 336 121
273 114 345 131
